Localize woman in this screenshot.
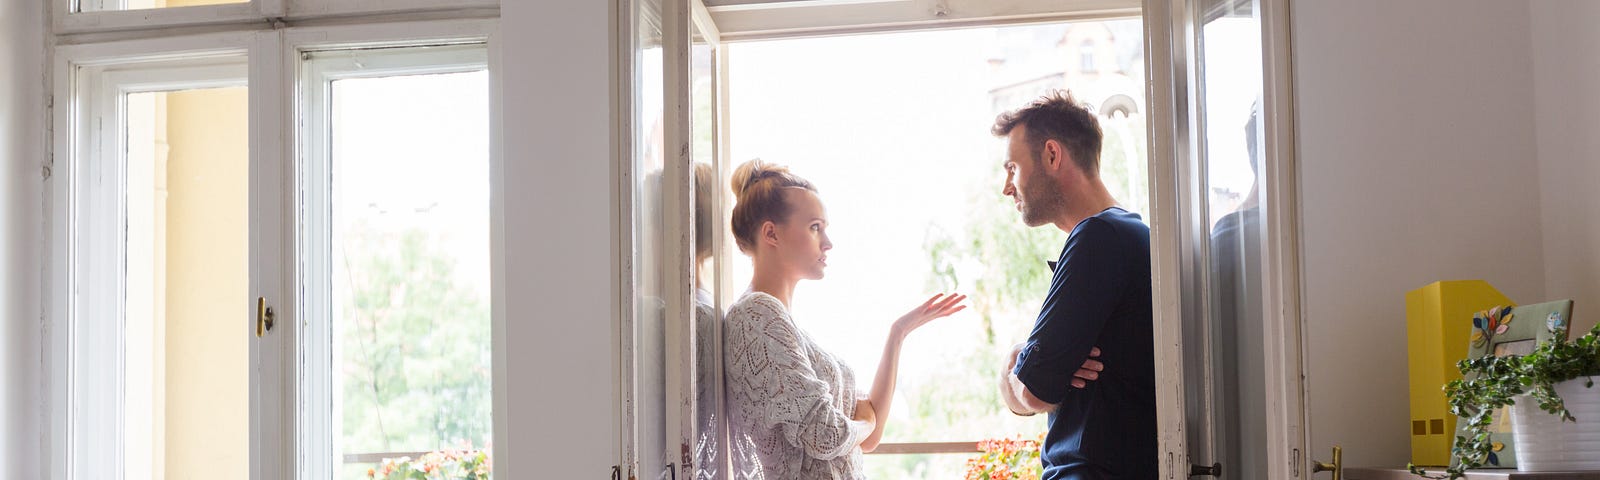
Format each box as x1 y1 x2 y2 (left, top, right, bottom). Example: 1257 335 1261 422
722 159 966 479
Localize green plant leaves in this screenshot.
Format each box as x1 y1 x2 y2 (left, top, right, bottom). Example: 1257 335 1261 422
1420 323 1600 479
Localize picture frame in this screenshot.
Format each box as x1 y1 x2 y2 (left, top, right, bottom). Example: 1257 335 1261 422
1451 299 1575 469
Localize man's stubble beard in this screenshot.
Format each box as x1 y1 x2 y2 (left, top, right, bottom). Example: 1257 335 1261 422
1021 173 1067 228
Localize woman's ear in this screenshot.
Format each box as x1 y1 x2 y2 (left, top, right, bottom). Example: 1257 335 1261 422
760 220 780 248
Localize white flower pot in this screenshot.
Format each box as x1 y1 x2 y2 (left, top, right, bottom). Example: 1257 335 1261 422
1510 378 1600 471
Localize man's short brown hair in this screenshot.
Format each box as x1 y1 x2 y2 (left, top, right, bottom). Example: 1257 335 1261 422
992 91 1103 176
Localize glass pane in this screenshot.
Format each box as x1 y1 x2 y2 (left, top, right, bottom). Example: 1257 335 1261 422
634 0 670 478
725 18 1147 472
329 71 491 480
82 0 245 13
689 32 722 480
1197 0 1268 477
123 87 249 480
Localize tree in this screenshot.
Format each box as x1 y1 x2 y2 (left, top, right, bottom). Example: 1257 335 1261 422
338 226 492 479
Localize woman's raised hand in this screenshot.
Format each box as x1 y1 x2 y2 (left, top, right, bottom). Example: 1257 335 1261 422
891 293 968 338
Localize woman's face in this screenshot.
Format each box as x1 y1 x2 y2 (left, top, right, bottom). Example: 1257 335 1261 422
771 188 832 281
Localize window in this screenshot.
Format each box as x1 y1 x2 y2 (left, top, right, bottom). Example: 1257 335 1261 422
55 52 251 480
299 45 492 480
46 3 500 480
723 18 1147 477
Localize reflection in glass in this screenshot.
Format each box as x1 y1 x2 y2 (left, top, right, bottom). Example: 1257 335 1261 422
1200 0 1268 478
690 36 725 480
330 71 491 480
634 0 670 478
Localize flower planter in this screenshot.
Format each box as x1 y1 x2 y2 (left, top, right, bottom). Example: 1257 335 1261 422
1509 378 1600 471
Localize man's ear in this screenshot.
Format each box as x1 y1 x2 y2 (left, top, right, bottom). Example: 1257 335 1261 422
1043 139 1075 175
760 221 779 248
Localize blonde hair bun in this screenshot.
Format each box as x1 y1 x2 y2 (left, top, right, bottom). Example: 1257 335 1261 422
730 159 789 202
728 159 817 254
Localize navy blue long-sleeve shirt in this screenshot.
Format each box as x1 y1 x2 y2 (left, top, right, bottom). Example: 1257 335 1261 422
1012 207 1157 480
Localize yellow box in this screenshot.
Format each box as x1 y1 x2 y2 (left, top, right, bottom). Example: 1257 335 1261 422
1406 280 1513 466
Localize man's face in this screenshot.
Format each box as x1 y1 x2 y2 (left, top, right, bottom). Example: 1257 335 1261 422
1002 126 1064 227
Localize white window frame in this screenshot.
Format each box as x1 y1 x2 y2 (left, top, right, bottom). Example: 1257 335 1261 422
703 0 1140 41
45 6 503 480
47 31 261 480
53 0 495 36
292 31 495 478
1145 0 1306 477
629 0 1307 477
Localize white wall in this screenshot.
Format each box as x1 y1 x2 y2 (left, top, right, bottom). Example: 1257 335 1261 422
1293 0 1546 469
1533 1 1600 337
497 0 620 476
1 0 43 478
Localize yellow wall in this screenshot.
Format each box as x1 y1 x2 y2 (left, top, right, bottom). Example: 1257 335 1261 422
162 87 248 480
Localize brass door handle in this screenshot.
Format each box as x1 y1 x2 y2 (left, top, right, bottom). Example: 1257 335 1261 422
256 297 276 337
1312 446 1342 480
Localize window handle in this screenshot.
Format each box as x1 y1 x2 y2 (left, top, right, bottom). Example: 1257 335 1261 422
256 297 276 337
1189 462 1222 477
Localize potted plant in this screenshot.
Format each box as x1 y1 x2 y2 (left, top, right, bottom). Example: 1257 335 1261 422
965 435 1042 480
1410 321 1600 479
368 447 490 480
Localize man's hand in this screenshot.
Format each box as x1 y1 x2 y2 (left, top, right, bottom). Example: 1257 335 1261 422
1072 347 1103 389
1004 343 1104 389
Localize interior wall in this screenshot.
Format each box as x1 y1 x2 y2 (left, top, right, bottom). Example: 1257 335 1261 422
1292 0 1544 468
1532 0 1600 337
0 0 44 477
497 0 620 476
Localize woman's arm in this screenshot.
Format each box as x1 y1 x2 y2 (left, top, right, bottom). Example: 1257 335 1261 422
860 293 967 452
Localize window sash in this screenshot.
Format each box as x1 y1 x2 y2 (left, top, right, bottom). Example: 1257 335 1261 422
46 16 502 480
49 37 253 480
295 37 491 480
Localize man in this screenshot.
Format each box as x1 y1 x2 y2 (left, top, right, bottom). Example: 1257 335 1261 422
993 91 1157 480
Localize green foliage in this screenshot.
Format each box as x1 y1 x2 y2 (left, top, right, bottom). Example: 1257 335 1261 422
1409 324 1600 479
340 226 492 464
924 167 1064 345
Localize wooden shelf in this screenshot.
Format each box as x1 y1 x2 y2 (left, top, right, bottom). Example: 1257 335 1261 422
1348 467 1600 480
